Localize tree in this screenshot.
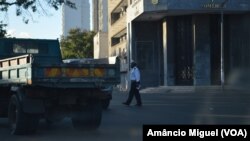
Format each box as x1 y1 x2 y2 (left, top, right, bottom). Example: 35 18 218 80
0 22 7 37
0 0 75 37
0 0 75 15
60 28 96 59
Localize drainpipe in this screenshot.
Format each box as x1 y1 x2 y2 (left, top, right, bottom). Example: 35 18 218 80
220 0 229 90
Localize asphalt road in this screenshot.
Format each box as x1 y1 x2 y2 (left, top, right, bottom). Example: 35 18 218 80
0 87 250 141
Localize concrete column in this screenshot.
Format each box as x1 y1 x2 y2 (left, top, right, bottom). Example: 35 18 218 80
162 19 168 86
126 22 133 91
193 15 211 85
127 22 132 62
162 17 175 86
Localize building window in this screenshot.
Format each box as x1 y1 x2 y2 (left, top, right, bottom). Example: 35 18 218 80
111 37 120 46
111 13 120 25
111 33 127 47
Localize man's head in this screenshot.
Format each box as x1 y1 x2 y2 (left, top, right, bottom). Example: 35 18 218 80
130 61 137 68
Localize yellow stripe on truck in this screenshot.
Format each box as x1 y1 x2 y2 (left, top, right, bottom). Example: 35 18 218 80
94 68 105 77
81 69 89 77
45 68 105 77
45 68 61 77
65 68 89 77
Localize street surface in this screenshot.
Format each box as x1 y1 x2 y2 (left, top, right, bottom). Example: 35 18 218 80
0 86 250 141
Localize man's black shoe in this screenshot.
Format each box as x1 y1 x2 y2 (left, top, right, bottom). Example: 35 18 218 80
122 102 129 106
134 104 142 107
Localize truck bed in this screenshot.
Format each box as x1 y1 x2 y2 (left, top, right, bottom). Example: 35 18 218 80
0 54 120 88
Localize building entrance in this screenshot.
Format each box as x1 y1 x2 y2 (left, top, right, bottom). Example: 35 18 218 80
174 16 194 85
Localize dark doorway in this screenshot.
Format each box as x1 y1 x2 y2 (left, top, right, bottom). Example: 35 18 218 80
210 15 221 85
174 16 193 85
135 41 159 87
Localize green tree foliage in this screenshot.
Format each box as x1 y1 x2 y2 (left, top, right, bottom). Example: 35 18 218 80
60 28 96 59
0 0 75 37
0 0 75 15
0 22 7 37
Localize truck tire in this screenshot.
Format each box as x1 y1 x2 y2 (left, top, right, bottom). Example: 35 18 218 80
102 99 110 110
8 95 39 135
72 100 102 130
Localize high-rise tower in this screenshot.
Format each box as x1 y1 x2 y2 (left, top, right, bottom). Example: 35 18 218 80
62 0 91 36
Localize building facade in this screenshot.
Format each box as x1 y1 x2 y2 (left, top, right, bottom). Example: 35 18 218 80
62 0 91 36
108 0 129 90
125 0 250 88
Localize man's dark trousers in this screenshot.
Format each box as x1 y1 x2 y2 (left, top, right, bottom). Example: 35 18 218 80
126 81 142 105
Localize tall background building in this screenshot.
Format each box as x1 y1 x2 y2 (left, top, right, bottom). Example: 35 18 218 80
92 0 99 32
93 0 109 59
62 0 91 36
92 0 108 32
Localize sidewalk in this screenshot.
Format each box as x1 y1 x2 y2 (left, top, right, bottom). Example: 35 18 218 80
115 85 249 94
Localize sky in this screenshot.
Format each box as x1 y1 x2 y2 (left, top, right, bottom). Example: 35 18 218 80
1 0 92 39
1 4 62 39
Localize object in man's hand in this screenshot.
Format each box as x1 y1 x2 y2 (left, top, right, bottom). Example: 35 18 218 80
136 81 141 89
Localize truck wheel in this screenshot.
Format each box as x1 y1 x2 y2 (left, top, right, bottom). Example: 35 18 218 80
72 100 102 130
8 95 39 135
102 99 110 110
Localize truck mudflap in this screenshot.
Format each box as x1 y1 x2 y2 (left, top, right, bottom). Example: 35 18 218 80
22 98 45 114
71 99 102 130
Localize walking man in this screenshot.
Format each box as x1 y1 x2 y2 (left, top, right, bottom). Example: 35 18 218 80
123 61 142 106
